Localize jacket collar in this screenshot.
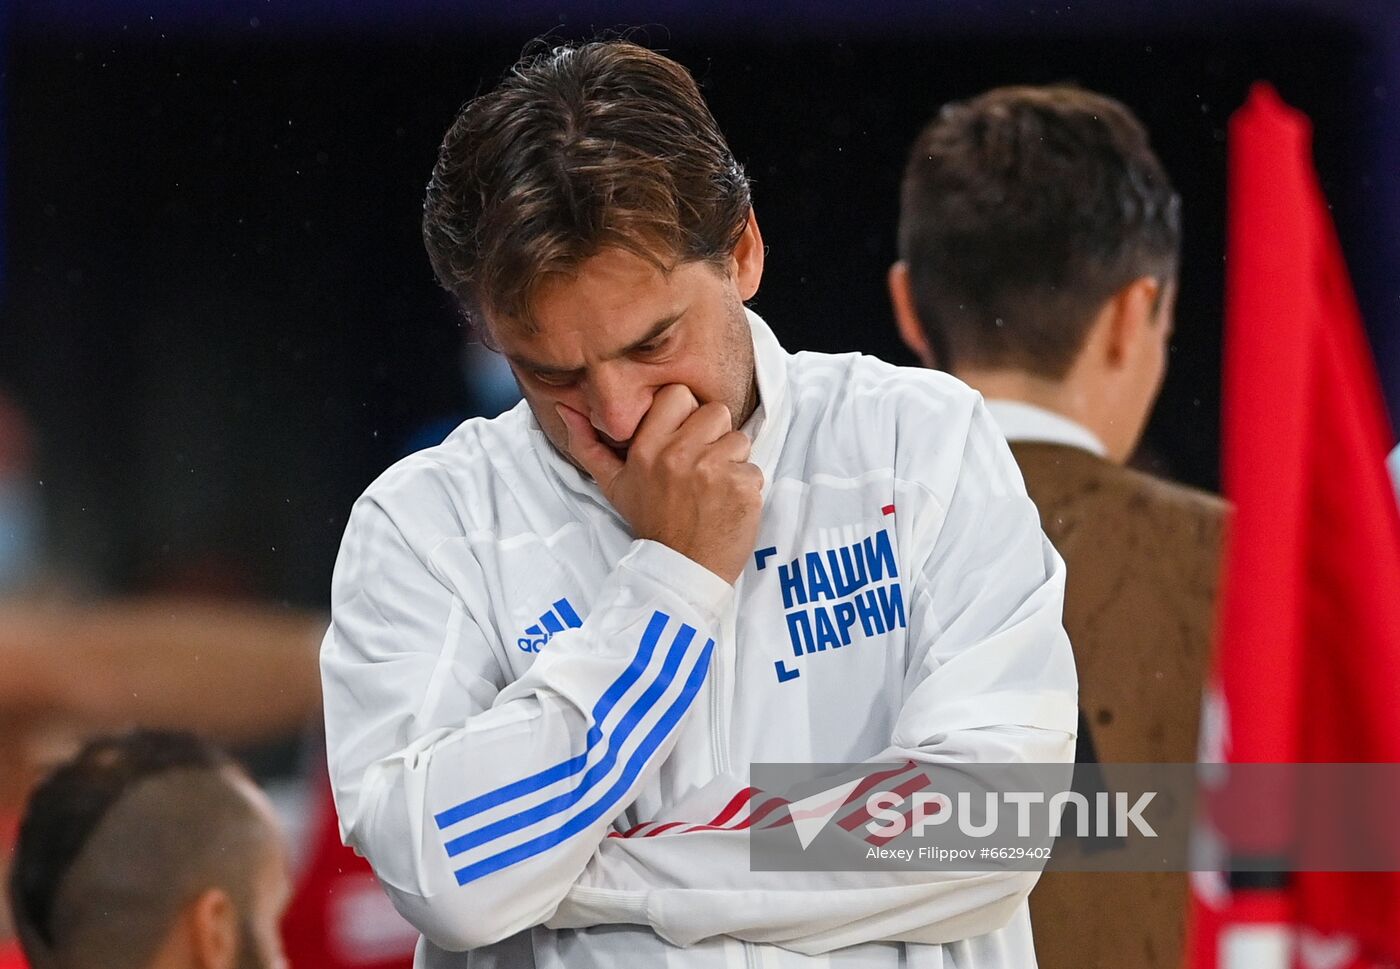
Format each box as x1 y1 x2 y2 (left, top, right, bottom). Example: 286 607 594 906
745 307 793 493
983 398 1107 458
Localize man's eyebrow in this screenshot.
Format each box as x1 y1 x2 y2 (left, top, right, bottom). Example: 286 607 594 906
510 312 683 374
509 355 581 377
617 312 683 355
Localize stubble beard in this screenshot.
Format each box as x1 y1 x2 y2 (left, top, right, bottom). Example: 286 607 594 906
721 290 759 433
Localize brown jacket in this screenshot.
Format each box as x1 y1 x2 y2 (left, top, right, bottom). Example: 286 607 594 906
1008 442 1227 969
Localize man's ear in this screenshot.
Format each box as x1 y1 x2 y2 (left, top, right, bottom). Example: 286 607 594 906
188 887 240 969
733 208 765 301
888 261 934 367
1101 275 1162 369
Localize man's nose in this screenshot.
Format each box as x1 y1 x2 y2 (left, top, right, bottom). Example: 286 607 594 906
586 368 653 446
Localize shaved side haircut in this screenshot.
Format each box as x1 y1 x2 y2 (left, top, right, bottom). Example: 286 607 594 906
8 730 278 969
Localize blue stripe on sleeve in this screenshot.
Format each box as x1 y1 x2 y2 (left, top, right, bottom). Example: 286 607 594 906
452 638 715 886
443 623 697 858
432 610 670 830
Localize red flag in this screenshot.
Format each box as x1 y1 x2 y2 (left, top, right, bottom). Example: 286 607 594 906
1188 83 1400 969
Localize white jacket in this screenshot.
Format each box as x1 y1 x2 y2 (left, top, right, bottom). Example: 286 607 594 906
321 311 1078 969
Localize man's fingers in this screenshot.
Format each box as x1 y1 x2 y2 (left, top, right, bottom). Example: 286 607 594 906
556 404 624 488
710 429 753 464
680 402 736 446
632 385 700 450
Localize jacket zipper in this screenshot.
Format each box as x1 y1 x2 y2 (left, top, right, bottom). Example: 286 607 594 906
713 584 754 969
711 601 733 776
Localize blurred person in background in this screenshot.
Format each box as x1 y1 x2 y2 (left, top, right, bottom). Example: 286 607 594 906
0 390 325 781
0 389 418 968
889 85 1226 969
0 598 335 966
7 730 291 969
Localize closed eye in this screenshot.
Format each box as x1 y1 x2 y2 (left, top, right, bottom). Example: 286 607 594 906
631 334 673 359
531 370 579 388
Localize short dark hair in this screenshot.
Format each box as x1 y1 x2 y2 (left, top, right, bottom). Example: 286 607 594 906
422 39 751 332
897 85 1181 378
8 730 267 969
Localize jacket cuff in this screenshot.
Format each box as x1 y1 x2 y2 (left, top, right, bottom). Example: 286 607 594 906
619 539 736 626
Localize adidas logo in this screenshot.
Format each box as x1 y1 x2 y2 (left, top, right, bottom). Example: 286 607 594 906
516 598 583 653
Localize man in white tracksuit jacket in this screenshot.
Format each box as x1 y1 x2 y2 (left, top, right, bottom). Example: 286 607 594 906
321 40 1077 969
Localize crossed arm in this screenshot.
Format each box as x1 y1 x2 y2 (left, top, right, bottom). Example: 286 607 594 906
544 453 1077 951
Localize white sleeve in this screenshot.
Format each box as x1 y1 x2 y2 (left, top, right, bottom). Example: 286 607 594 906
321 486 733 952
545 397 1078 953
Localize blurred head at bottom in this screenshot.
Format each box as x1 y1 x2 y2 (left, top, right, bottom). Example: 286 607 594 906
8 730 291 969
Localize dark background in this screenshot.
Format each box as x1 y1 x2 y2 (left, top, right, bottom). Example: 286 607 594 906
2 1 1398 606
